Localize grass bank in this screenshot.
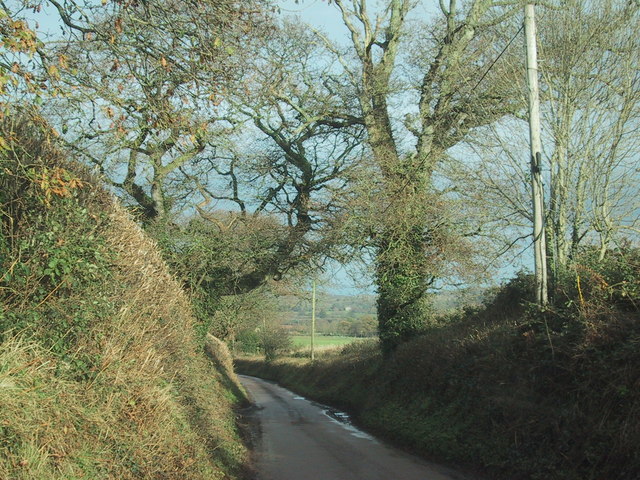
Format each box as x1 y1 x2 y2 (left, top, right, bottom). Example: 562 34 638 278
236 274 640 480
1 112 250 479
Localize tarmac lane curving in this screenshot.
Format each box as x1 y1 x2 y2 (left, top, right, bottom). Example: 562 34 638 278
239 375 477 480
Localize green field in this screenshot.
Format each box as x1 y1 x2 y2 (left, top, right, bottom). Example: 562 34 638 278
291 335 365 348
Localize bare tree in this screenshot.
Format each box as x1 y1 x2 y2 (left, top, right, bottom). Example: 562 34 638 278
152 20 368 295
218 20 367 286
6 1 368 298
324 0 522 351
42 0 269 222
540 0 640 264
447 0 640 283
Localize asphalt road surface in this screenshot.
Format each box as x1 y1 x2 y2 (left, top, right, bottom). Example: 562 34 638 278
239 375 475 480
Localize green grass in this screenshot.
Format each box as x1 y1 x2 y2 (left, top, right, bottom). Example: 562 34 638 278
291 335 366 348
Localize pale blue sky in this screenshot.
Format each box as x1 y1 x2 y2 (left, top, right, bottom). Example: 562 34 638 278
278 0 346 35
277 0 442 40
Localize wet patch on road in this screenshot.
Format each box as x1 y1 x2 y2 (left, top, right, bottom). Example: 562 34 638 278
322 407 376 441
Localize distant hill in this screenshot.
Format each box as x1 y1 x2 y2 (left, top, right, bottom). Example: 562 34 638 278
277 293 376 335
276 288 485 336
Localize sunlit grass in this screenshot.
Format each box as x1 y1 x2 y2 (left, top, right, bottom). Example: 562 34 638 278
291 335 366 348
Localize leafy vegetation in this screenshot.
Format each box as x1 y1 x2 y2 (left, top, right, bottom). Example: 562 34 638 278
1 0 638 477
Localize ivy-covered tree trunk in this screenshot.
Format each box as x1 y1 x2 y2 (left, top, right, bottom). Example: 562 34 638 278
373 156 438 352
375 225 432 353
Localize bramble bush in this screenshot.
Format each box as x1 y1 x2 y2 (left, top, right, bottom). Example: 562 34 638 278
555 246 640 313
0 113 113 356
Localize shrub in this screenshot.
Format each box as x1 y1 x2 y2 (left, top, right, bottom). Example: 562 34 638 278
0 111 112 354
570 246 640 310
260 322 292 362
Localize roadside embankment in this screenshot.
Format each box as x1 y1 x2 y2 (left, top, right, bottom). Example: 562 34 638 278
236 275 640 480
0 112 250 479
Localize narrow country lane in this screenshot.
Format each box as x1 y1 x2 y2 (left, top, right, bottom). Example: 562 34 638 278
239 375 475 480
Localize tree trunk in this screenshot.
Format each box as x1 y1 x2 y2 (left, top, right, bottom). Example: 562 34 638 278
375 223 431 353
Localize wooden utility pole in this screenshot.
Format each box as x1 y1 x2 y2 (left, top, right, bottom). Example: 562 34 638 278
311 279 316 361
524 3 549 306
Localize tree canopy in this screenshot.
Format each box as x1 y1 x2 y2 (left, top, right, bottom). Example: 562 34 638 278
2 0 638 351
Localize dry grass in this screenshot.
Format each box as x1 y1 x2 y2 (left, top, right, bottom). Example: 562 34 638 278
1 115 250 479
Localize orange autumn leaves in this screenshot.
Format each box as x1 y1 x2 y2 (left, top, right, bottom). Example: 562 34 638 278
33 166 85 206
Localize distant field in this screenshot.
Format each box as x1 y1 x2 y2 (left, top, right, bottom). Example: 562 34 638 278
291 335 365 348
